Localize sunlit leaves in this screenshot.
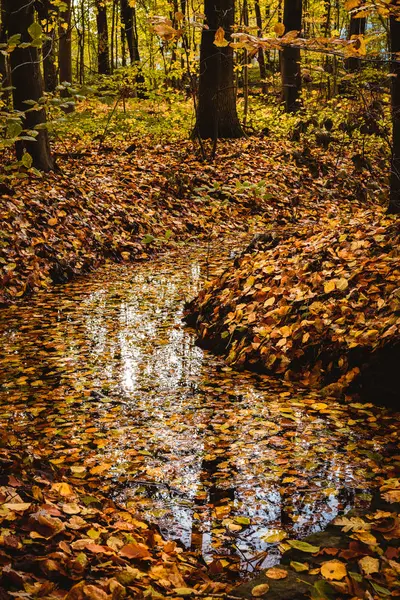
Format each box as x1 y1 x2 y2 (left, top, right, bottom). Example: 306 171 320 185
214 27 230 47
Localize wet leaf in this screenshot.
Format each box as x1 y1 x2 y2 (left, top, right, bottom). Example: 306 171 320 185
251 583 270 596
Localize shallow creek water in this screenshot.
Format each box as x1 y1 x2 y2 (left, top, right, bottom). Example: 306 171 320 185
0 240 398 575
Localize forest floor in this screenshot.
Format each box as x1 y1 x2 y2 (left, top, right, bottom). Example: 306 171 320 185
0 97 399 599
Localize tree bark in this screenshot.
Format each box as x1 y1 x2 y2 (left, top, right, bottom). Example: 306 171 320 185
36 0 57 92
4 0 54 171
0 0 9 88
59 0 72 84
388 14 400 214
254 0 267 95
345 16 366 72
194 0 244 139
96 0 111 75
281 0 302 112
120 0 140 63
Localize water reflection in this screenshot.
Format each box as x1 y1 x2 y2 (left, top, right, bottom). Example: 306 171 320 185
0 241 398 573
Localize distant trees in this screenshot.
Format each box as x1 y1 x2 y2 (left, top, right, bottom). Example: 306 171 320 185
194 0 244 138
4 0 54 171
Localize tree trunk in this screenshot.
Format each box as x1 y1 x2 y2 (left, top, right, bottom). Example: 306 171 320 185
254 0 267 95
36 0 57 92
59 0 72 84
388 14 400 214
96 0 111 74
281 0 302 112
345 16 366 72
120 0 140 63
4 0 54 171
194 0 244 139
0 0 9 89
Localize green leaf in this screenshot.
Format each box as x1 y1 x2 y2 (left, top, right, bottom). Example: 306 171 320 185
287 540 320 553
290 561 309 572
370 582 391 597
221 331 229 339
234 516 251 525
348 571 363 582
28 22 42 40
21 152 33 169
6 121 22 139
311 580 334 600
7 34 21 46
143 234 156 244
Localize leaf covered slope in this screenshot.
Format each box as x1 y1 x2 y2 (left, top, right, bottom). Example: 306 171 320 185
186 209 400 397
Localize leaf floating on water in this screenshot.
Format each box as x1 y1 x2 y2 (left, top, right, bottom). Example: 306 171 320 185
261 530 287 543
290 561 309 572
287 540 321 553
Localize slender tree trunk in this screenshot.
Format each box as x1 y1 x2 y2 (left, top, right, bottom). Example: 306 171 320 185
96 0 111 74
254 0 267 95
121 26 126 66
0 0 9 88
345 16 366 72
281 0 302 112
111 0 116 73
388 14 400 214
59 0 72 84
4 0 54 171
78 0 86 84
36 0 57 92
195 0 244 139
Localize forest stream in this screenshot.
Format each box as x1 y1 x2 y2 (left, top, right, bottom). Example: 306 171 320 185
0 239 399 578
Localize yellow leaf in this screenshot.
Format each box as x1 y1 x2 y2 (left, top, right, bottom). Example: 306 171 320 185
48 217 58 226
359 556 379 574
324 280 336 293
382 490 400 503
260 530 287 543
265 567 288 579
274 22 285 36
352 531 377 545
51 482 74 497
90 463 112 475
214 27 229 47
344 0 361 9
320 559 347 581
336 277 348 291
3 502 31 512
264 296 275 307
252 583 270 597
280 325 291 338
